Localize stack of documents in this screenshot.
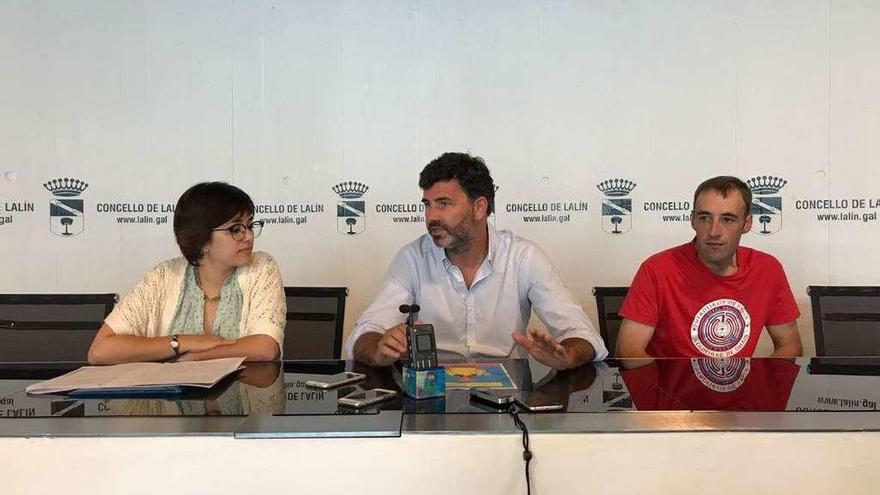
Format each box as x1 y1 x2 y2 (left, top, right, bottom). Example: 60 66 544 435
25 357 246 396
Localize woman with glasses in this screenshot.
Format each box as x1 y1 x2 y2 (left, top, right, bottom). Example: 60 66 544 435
87 182 285 364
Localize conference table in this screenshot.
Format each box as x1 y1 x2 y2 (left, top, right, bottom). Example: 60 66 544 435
2 357 879 494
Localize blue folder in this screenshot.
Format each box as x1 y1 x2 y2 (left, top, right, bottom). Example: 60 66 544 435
67 386 186 398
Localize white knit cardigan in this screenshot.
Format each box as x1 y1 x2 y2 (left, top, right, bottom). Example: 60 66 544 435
105 251 286 348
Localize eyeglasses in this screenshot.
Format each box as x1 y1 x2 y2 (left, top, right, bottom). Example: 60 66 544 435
211 221 264 241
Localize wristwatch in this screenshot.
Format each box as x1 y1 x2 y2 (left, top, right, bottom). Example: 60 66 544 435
170 335 181 357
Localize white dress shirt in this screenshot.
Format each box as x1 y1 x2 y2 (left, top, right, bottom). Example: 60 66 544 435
345 227 608 361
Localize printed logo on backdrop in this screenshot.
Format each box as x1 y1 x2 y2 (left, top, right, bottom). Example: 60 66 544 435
642 198 691 225
95 200 175 226
0 192 35 229
690 299 751 358
333 181 369 235
792 189 880 224
367 185 504 229
596 178 636 234
44 178 88 237
691 358 751 393
253 201 324 228
747 175 787 235
502 192 589 225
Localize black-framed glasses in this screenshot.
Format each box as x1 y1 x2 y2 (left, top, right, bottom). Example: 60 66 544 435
211 220 264 241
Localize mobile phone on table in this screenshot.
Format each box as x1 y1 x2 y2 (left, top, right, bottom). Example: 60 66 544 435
304 372 366 389
469 387 516 408
337 388 397 408
513 395 564 412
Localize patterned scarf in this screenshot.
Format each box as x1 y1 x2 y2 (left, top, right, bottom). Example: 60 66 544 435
169 264 243 340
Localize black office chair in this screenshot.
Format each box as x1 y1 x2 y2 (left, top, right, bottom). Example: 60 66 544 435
0 293 116 362
592 286 629 357
283 287 348 360
808 286 880 356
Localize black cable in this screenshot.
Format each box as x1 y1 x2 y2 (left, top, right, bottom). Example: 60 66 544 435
508 403 532 495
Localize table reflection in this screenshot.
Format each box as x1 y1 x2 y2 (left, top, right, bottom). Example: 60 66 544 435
114 362 285 416
3 358 880 420
620 358 800 411
0 362 285 418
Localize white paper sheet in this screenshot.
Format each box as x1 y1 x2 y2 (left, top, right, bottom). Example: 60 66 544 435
25 357 246 394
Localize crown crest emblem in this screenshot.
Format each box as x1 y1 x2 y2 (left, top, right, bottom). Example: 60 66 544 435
596 178 636 197
746 175 787 195
332 181 369 199
43 178 89 197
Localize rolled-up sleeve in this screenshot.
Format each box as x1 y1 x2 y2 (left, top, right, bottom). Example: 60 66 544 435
524 246 609 361
344 249 415 358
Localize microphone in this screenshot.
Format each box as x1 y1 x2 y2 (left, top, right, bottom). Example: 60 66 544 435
399 304 420 326
398 304 420 314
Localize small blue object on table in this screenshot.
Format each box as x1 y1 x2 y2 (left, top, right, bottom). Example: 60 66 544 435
403 365 446 399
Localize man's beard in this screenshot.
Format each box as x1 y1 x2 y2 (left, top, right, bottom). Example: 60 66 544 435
428 214 475 254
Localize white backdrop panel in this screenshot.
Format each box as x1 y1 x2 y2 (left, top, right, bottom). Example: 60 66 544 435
2 1 879 356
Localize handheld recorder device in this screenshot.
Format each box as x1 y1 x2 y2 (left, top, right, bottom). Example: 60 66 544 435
399 303 439 370
406 324 438 370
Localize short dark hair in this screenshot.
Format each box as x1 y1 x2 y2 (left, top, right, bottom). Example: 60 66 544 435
693 176 752 216
173 182 255 266
418 152 496 215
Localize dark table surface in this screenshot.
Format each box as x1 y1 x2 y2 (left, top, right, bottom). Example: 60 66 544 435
2 357 879 420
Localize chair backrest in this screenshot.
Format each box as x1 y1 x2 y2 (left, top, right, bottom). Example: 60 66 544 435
808 286 880 356
0 293 116 362
283 287 348 360
592 286 629 357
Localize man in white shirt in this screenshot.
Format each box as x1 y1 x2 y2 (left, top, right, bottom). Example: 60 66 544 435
347 152 607 369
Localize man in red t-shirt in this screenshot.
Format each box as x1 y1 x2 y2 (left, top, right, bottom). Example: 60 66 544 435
616 176 803 358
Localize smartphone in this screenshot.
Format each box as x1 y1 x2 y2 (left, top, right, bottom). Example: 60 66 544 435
337 388 397 408
304 372 366 390
469 387 516 407
513 395 564 412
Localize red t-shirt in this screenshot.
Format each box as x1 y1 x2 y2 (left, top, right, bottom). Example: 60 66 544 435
619 241 800 357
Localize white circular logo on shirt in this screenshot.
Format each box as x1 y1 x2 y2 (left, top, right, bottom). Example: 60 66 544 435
691 357 751 393
690 299 751 358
